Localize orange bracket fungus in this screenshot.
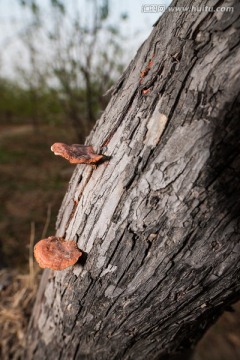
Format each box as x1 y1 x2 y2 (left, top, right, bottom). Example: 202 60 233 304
51 143 104 165
34 236 82 271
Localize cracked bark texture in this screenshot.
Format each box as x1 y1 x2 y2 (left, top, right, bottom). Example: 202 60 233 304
26 0 240 359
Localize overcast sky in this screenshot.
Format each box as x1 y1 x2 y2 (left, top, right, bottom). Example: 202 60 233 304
0 0 171 79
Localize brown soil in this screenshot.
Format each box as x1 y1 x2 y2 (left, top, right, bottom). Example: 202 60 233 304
0 124 77 269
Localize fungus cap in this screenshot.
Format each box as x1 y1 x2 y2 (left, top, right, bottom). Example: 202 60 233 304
51 143 103 164
34 236 82 270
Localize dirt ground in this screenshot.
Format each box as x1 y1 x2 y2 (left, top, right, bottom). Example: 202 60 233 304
195 302 240 360
0 124 76 269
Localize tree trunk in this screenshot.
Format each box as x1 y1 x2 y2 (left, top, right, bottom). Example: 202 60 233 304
26 1 240 359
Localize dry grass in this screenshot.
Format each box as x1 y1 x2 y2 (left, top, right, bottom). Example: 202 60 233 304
0 268 40 360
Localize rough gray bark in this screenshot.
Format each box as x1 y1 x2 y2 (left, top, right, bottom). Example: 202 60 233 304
26 0 240 359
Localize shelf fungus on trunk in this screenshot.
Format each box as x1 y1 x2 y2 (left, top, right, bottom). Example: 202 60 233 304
34 236 82 271
51 143 104 165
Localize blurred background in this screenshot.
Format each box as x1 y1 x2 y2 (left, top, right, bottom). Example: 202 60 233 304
0 0 164 271
0 1 239 359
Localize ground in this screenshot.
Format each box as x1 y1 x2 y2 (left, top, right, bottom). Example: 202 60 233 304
0 124 76 269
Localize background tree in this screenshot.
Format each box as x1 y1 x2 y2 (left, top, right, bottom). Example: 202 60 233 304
26 0 240 359
17 0 127 140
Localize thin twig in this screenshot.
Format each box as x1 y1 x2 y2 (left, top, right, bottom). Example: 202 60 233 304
29 222 35 287
41 203 52 239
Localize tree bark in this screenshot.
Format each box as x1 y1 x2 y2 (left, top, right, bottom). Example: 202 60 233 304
26 0 240 359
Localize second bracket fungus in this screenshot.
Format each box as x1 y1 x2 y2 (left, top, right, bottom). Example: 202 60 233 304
34 236 82 271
